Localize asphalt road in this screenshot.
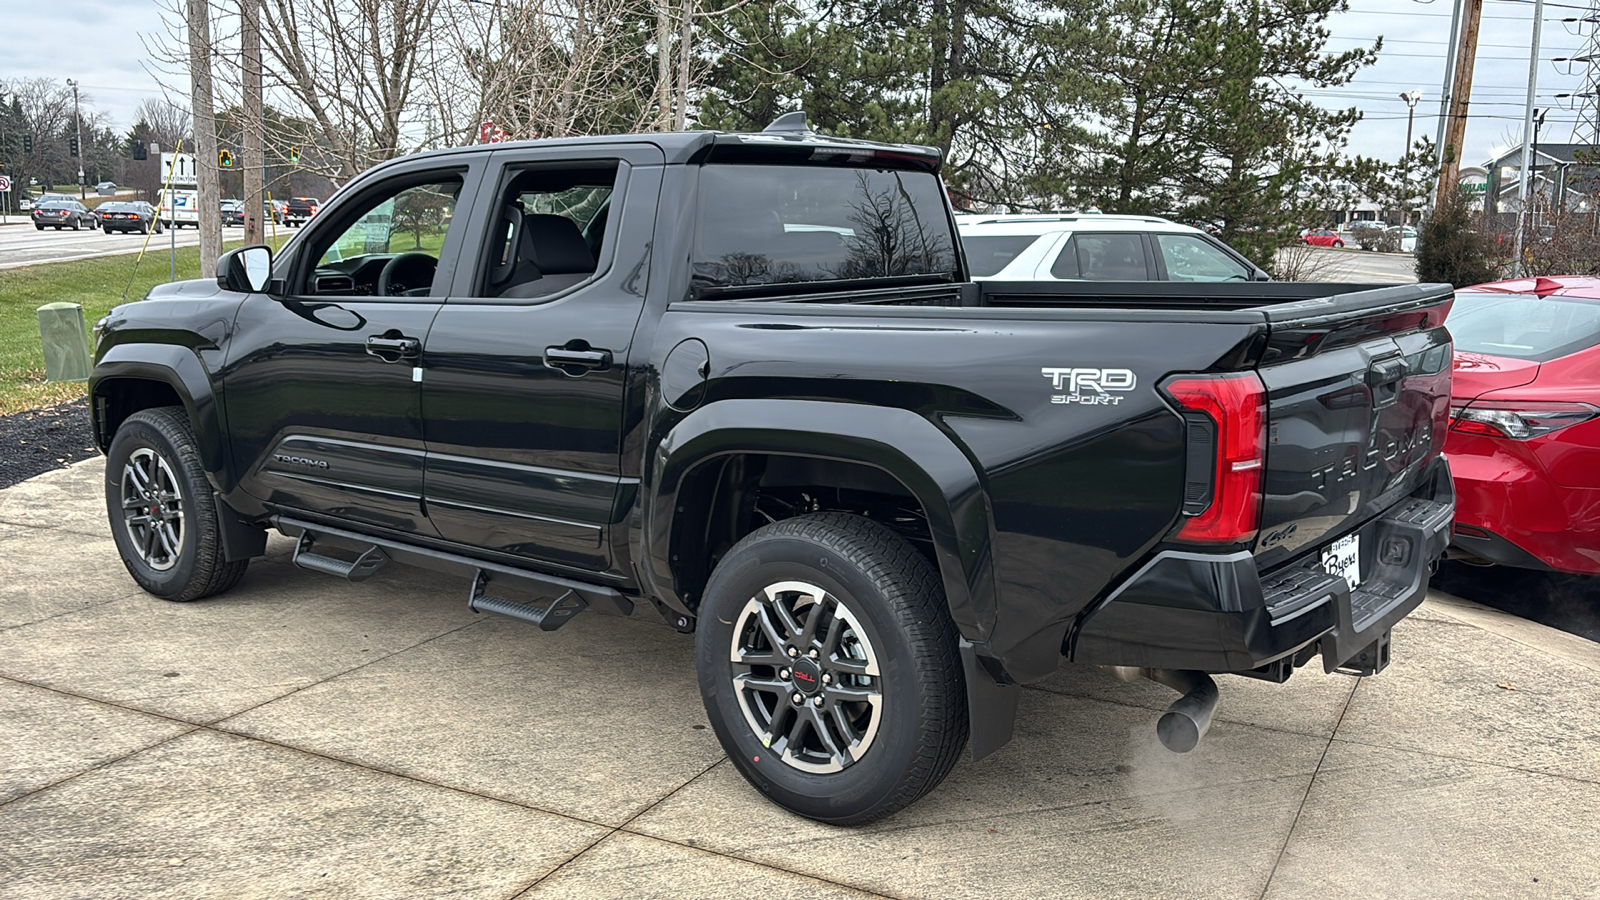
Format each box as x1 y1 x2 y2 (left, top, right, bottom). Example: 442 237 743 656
1288 246 1420 283
0 221 205 270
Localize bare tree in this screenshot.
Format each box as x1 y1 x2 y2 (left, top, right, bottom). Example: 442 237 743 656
132 97 193 149
257 0 441 182
433 0 662 144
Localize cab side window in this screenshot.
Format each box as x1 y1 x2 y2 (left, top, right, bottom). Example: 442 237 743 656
480 164 618 300
301 174 463 297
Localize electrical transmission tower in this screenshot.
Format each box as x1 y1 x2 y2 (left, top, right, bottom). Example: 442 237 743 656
1557 1 1600 146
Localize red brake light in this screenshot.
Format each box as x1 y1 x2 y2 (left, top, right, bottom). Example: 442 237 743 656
1163 372 1267 543
1449 401 1599 440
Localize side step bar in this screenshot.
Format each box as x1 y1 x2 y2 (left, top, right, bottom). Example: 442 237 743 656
274 517 634 630
469 572 586 631
293 532 389 581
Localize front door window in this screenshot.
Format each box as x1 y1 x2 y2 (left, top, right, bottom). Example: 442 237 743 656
307 177 463 297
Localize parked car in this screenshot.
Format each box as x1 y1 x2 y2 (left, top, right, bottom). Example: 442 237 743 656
957 213 1268 282
283 196 320 226
1301 227 1345 248
31 199 98 231
96 201 163 235
1388 225 1418 253
1445 276 1600 575
88 119 1452 825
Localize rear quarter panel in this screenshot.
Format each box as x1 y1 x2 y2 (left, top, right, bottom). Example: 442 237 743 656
651 303 1263 681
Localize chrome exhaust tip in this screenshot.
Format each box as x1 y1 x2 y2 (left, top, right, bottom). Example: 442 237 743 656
1103 666 1220 753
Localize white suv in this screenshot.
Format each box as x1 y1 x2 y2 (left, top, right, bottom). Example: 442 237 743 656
957 213 1268 282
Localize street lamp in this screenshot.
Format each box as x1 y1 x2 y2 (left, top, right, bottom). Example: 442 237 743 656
65 78 83 199
1400 90 1424 159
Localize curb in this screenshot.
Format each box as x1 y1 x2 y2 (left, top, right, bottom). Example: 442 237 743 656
1423 591 1600 673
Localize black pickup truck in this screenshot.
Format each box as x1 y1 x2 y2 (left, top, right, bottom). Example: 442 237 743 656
89 117 1455 824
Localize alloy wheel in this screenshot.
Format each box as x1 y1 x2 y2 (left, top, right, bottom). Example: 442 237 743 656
729 580 883 774
119 447 185 571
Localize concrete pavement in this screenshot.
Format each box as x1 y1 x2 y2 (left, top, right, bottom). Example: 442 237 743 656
2 459 1597 899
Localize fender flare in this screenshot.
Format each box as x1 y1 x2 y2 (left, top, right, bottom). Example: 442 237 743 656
90 343 230 488
643 399 1020 760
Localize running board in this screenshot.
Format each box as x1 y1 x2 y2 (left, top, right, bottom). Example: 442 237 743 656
273 516 634 620
469 571 587 631
293 533 389 581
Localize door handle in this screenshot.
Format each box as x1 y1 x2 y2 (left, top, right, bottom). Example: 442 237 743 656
366 334 420 360
544 345 613 373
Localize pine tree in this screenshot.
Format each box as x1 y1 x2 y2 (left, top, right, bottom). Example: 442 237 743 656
1415 189 1502 287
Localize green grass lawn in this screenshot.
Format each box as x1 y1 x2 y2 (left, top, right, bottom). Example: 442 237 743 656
0 235 289 415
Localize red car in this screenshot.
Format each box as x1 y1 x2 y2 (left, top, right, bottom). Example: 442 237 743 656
1302 227 1345 248
1444 276 1600 574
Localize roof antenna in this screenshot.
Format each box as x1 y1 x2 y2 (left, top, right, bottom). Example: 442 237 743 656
763 111 809 133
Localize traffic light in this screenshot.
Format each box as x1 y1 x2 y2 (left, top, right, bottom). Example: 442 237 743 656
288 147 300 165
23 134 33 153
69 136 79 157
133 141 147 161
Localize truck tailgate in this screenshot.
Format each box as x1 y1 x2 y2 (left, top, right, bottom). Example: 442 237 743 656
1251 285 1454 569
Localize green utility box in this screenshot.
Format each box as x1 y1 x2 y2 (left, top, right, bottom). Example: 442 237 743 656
37 302 93 383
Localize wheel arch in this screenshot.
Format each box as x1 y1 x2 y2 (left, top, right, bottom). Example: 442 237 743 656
643 399 998 643
91 344 230 489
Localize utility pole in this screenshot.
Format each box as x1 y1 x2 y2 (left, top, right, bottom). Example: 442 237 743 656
241 0 265 247
1511 0 1546 277
67 78 84 199
1430 0 1467 214
1435 0 1486 212
187 0 222 278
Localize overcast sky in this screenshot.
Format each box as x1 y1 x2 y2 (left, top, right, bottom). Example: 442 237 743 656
0 0 1590 168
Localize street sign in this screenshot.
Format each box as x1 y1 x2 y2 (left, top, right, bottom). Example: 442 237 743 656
219 149 235 169
161 152 198 187
0 176 11 193
478 121 507 144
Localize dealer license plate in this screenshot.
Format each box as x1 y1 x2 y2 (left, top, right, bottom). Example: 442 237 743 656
1321 534 1361 589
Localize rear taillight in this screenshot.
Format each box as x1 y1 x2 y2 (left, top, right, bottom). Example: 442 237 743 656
1164 372 1267 543
1449 401 1599 440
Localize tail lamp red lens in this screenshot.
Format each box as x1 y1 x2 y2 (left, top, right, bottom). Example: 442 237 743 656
1164 372 1267 543
1448 401 1599 440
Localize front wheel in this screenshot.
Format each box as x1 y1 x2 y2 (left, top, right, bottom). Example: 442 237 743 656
105 407 249 601
696 512 968 824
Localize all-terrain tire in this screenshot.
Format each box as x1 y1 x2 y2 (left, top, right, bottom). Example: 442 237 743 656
696 512 968 824
105 406 248 601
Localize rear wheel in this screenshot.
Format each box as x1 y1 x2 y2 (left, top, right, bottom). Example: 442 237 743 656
105 407 248 601
696 512 967 824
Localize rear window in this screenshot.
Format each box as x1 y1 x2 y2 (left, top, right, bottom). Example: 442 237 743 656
692 164 958 293
1449 291 1600 361
962 235 1042 277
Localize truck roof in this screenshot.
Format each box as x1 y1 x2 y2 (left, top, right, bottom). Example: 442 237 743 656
361 125 945 179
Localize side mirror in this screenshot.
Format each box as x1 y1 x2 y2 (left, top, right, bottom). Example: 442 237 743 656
218 245 273 293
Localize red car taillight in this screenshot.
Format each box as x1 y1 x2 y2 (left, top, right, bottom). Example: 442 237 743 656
1448 401 1599 440
1164 372 1267 543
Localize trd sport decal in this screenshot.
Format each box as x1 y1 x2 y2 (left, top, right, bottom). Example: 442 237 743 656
1041 367 1137 406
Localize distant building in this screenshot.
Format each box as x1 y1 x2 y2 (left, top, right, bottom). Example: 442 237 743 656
1482 144 1598 216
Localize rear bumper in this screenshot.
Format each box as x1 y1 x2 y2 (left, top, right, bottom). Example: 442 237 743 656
1071 461 1454 675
